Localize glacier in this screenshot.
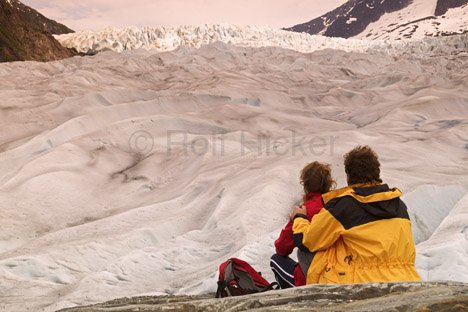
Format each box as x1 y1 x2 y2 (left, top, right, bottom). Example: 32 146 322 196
55 24 468 56
0 27 467 312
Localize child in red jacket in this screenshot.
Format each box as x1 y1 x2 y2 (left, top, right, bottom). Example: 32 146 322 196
270 161 335 288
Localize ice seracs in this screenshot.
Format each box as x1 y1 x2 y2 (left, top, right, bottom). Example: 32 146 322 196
55 24 370 54
55 24 468 56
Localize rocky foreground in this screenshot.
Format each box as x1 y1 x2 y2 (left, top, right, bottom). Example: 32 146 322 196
58 282 468 312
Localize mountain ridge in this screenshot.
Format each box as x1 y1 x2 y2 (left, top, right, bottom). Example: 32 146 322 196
0 0 75 62
286 0 412 39
286 0 468 40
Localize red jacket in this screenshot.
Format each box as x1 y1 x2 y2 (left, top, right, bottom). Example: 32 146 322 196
274 192 323 286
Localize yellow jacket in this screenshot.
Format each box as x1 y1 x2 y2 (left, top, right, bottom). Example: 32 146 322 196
292 183 421 284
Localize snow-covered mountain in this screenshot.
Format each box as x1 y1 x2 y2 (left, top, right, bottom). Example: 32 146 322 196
287 0 468 40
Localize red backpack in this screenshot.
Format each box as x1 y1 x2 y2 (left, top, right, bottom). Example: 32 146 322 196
215 258 279 298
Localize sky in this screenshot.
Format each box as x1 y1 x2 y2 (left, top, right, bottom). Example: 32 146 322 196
21 0 347 31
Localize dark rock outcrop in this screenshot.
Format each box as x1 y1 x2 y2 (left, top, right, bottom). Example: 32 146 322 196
57 282 468 312
435 0 468 16
0 0 75 62
285 0 412 39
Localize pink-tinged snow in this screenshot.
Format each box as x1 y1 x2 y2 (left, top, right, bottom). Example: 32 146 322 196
54 23 468 57
54 24 378 55
357 0 468 39
0 35 467 311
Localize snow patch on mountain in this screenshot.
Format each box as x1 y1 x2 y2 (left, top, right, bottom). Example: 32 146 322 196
357 0 468 39
287 0 468 40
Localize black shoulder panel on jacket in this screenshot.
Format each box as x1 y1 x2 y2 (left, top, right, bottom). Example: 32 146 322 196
353 184 390 196
292 215 311 252
293 232 311 252
325 196 410 230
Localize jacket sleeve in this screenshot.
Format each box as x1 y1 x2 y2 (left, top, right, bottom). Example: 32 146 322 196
292 208 344 252
274 220 296 256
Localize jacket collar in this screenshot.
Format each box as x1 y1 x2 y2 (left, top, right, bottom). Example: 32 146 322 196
304 192 321 202
322 183 402 205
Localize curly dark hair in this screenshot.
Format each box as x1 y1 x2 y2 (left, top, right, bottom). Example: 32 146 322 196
300 161 336 196
344 146 382 185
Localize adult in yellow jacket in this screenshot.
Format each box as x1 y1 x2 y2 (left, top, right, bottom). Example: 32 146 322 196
291 146 421 284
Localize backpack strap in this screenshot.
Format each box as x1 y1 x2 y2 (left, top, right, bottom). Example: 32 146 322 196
215 280 228 298
216 281 278 298
261 282 279 292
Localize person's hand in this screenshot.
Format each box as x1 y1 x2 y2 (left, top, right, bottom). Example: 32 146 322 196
290 205 307 221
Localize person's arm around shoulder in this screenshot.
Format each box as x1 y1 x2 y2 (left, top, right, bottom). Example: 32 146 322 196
291 204 344 252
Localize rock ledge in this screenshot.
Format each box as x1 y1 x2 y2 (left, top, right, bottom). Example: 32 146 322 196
58 282 468 312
